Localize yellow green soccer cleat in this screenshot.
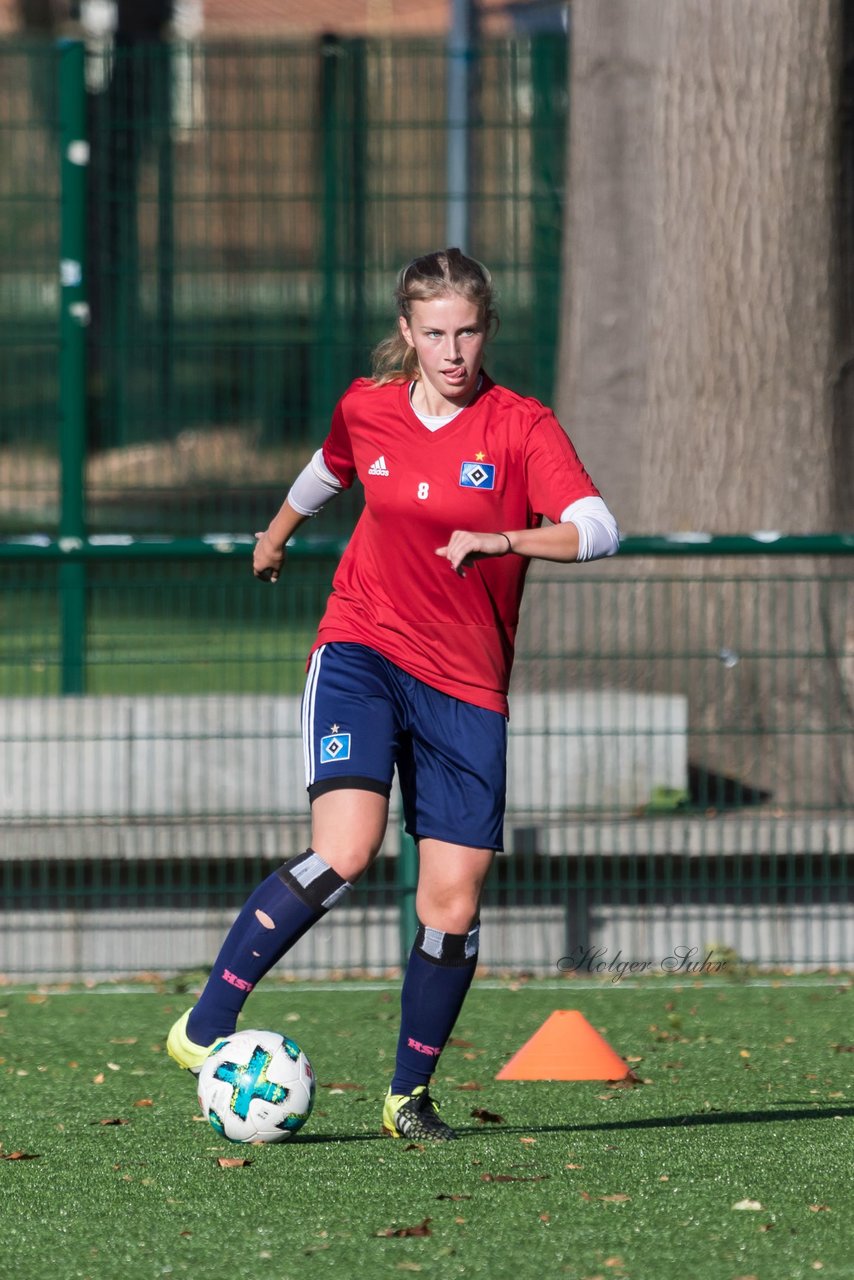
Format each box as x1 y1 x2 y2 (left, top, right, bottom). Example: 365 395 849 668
166 1009 218 1075
382 1085 458 1141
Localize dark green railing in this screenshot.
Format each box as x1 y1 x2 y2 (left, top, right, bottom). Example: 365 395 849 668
2 532 850 698
2 532 852 563
0 534 851 977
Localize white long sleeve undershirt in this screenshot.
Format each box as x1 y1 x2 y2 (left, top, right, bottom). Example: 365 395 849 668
286 448 344 516
286 449 620 562
560 495 621 561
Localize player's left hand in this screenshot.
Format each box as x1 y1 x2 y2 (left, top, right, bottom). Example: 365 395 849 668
435 530 512 576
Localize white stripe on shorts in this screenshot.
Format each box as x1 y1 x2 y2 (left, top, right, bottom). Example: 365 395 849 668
302 645 325 788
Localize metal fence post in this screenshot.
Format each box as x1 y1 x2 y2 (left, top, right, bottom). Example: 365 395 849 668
314 34 341 439
398 826 419 966
446 0 473 250
348 38 367 384
58 39 88 695
530 32 568 403
157 42 176 440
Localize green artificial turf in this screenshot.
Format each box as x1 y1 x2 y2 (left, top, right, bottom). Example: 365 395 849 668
0 979 850 1279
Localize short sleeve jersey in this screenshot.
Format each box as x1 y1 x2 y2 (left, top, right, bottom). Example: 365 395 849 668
312 374 600 716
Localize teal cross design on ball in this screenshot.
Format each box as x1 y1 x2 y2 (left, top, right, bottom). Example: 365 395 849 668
214 1047 289 1120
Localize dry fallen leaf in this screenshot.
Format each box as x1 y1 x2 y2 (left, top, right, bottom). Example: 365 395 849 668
470 1107 504 1124
606 1070 645 1089
318 1082 365 1091
91 1117 130 1126
732 1199 764 1211
92 1073 105 1085
599 1193 630 1203
435 1193 471 1202
455 1081 482 1091
809 1205 831 1213
375 1217 432 1238
0 1151 39 1161
133 1098 154 1108
217 1157 251 1169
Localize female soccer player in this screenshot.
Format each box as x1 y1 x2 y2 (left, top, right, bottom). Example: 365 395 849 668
168 248 620 1140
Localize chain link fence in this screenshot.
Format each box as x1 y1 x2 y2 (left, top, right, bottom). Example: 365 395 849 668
0 37 851 979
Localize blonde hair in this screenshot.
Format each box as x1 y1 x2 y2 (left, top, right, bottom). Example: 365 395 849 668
371 248 498 385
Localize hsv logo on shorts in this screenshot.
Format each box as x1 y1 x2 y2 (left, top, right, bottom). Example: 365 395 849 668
459 460 496 489
320 732 351 763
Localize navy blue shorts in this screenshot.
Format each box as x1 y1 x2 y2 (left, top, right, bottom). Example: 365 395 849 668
301 642 507 851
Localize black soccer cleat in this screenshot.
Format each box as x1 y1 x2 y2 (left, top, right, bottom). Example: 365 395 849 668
382 1085 459 1141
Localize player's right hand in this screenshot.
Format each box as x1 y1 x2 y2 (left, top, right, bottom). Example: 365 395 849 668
253 530 285 583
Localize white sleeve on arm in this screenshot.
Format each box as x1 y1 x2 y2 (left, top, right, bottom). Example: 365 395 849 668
286 448 344 517
560 495 621 562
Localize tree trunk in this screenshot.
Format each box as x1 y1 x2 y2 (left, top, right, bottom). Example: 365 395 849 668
545 0 853 807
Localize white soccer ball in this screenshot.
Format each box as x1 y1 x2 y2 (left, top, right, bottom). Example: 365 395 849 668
197 1028 315 1143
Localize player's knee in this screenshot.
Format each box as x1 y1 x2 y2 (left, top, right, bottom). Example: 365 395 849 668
319 846 379 884
309 786 389 878
415 887 481 935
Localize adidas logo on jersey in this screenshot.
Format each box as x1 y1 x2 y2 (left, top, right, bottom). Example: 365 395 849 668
368 455 390 477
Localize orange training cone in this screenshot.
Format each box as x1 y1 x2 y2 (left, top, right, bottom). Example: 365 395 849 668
495 1009 630 1081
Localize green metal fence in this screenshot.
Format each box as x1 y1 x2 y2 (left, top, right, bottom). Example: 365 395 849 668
0 535 851 979
1 37 852 980
1 35 567 535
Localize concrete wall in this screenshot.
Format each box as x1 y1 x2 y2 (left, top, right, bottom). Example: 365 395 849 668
0 690 688 821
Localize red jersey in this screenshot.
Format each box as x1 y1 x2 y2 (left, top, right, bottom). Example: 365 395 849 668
312 375 599 715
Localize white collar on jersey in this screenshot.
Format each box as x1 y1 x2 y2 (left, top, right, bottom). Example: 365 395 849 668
408 376 483 431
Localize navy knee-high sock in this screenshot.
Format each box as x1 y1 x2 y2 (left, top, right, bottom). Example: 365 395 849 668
187 850 351 1045
390 922 479 1095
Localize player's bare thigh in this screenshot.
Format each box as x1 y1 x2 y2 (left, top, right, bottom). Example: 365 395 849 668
416 838 494 935
310 787 389 883
310 793 494 931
